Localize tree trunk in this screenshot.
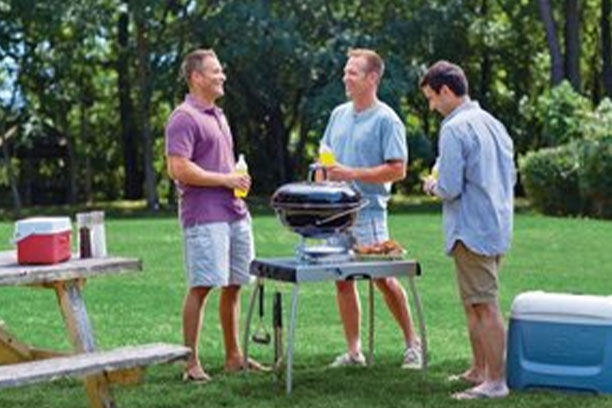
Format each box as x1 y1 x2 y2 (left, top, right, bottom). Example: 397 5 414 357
1 125 21 214
117 5 143 200
61 111 78 205
564 0 581 90
603 0 612 97
269 106 289 184
80 102 93 203
134 11 159 211
479 0 491 105
22 159 33 206
538 0 565 85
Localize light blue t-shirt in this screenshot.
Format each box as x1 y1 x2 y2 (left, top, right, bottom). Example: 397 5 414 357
434 99 516 256
321 100 408 212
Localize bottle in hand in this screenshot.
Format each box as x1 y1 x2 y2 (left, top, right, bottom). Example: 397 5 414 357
319 144 336 166
234 154 249 198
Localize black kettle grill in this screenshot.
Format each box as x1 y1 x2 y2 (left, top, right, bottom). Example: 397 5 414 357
270 164 368 240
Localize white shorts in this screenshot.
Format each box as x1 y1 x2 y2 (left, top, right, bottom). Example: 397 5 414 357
351 211 389 245
183 216 254 287
327 211 389 248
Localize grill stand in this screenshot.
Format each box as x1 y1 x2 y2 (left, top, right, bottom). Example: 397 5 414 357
242 257 426 395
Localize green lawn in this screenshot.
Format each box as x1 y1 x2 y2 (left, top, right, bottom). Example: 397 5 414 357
0 207 611 407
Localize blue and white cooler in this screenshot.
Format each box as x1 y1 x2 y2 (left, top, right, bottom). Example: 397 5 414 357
507 291 612 394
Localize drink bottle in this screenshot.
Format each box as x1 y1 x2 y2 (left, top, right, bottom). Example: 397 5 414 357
319 144 336 166
234 154 248 198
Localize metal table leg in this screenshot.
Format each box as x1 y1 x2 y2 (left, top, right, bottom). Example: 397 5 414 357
406 276 427 369
286 284 299 394
243 278 262 371
367 279 374 366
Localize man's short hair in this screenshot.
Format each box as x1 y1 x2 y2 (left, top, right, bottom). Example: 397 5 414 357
348 48 385 79
419 60 468 96
180 49 217 85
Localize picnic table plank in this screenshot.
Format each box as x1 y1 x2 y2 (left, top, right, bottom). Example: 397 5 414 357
0 250 168 408
0 343 190 390
0 251 142 287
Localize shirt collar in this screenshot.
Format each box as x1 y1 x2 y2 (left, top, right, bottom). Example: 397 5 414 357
351 100 380 120
442 98 479 126
185 94 222 116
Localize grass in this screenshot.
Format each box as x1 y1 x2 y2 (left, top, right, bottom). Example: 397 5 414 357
0 204 611 407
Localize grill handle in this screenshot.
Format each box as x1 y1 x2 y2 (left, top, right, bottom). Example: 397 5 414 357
314 199 370 227
308 163 327 182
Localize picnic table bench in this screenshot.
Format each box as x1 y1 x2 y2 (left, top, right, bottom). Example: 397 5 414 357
0 251 190 408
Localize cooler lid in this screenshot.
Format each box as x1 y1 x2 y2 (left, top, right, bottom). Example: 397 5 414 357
511 291 612 325
14 217 72 242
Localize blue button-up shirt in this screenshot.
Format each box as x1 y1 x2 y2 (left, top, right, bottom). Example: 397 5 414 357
434 99 516 256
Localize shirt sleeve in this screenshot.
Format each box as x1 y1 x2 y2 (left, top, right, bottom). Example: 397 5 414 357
321 108 337 148
435 126 465 200
165 111 196 159
381 117 408 162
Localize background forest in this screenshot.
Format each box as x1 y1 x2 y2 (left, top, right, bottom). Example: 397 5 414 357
1 0 611 217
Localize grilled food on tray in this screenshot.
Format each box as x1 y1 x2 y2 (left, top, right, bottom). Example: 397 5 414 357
353 239 405 255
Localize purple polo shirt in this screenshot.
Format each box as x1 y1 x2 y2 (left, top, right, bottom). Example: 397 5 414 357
165 94 247 228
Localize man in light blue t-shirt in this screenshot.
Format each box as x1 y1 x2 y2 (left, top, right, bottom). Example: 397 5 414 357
321 48 421 369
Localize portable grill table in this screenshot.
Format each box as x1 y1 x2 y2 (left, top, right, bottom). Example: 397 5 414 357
243 257 426 394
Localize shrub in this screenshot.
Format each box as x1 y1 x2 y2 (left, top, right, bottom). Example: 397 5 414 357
576 136 612 218
520 137 612 219
519 145 582 216
582 97 612 141
518 81 591 150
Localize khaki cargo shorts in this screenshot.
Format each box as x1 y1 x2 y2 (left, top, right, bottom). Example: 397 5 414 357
452 241 502 305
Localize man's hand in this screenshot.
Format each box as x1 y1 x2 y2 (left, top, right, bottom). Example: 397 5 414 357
327 163 355 182
224 173 251 191
422 176 437 195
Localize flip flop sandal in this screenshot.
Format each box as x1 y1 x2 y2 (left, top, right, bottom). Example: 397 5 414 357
225 358 272 373
447 374 483 385
451 387 508 400
452 389 492 400
182 367 211 384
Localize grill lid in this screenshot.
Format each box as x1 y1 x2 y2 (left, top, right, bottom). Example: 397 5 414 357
271 181 361 209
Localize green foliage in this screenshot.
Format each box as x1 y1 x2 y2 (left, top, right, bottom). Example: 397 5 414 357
519 144 582 216
576 136 612 218
582 98 612 140
519 81 591 151
520 135 612 219
0 0 610 208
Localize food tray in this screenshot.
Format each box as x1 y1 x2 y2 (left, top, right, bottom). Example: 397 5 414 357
353 249 406 261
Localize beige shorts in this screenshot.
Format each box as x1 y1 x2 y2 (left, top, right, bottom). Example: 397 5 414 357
452 241 502 305
183 216 254 288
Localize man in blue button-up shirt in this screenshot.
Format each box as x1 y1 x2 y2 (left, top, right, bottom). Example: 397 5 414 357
420 60 515 400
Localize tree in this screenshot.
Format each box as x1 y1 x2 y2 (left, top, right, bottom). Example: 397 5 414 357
538 0 565 85
115 2 143 200
603 0 612 97
564 0 581 90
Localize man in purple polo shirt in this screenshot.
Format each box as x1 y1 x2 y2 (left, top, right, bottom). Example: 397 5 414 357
165 49 263 382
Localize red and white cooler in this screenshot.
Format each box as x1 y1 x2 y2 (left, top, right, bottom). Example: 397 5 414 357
13 217 72 265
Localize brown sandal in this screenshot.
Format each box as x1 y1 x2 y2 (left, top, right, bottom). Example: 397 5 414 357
224 358 271 373
182 365 211 383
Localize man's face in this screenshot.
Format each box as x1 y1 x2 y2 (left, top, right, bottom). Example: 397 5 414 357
193 56 226 99
422 85 451 117
343 56 374 99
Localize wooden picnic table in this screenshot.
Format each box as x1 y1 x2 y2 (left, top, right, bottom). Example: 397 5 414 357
0 251 189 408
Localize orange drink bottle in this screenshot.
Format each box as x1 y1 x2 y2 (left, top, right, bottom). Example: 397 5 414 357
234 154 248 198
319 144 336 166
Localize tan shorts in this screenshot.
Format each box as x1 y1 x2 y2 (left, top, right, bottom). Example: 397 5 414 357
452 241 502 305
